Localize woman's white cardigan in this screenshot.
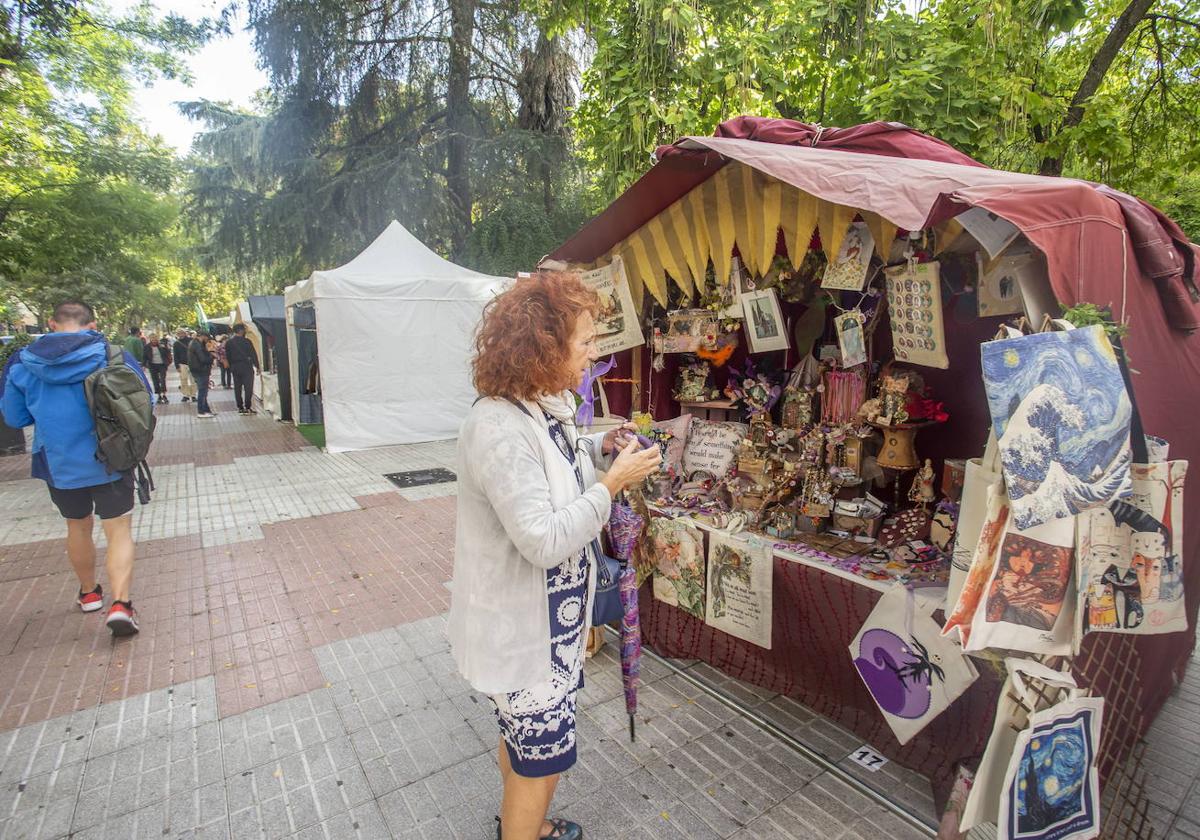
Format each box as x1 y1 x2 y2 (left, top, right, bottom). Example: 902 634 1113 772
448 394 612 695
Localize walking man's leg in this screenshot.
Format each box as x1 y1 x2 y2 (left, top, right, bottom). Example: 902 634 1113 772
66 515 98 594
101 515 134 603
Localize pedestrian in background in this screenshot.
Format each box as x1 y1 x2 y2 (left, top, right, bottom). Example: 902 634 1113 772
449 272 660 840
123 326 145 369
0 301 152 636
174 329 197 403
187 331 216 418
217 334 232 388
145 333 172 404
225 324 260 415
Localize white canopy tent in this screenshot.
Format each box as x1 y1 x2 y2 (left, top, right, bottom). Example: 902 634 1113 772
283 221 509 452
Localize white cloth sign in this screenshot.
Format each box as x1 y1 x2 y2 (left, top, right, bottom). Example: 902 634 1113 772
682 419 747 479
705 532 773 648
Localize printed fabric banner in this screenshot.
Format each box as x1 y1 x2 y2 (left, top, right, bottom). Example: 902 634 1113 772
850 587 978 746
650 516 707 620
981 324 1133 531
705 532 773 649
965 512 1077 656
999 695 1104 840
1077 460 1189 638
579 256 645 355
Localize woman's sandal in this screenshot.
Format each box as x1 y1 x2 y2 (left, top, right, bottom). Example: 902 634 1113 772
494 816 583 840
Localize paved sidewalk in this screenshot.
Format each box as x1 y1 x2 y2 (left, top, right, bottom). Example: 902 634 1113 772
0 376 1195 839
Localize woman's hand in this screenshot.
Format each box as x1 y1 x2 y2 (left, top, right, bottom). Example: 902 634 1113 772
601 440 662 498
601 422 639 456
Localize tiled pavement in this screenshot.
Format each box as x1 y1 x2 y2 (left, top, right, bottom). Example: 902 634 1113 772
0 371 1195 838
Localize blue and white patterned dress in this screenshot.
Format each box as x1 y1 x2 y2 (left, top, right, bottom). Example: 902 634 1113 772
490 412 592 777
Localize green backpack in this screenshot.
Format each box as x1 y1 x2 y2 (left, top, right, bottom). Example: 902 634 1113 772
84 343 156 502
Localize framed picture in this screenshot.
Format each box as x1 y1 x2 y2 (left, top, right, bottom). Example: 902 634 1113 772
579 255 644 354
722 256 747 319
835 310 867 367
741 288 789 353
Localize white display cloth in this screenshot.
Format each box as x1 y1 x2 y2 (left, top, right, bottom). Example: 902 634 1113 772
285 221 509 452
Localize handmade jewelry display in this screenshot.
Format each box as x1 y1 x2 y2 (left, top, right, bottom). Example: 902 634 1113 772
884 260 949 369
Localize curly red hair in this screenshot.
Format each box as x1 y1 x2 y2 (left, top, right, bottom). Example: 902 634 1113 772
473 271 600 400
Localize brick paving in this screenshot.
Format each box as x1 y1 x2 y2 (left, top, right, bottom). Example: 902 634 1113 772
0 370 1194 838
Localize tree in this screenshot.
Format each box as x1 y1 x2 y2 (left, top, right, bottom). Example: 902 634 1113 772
184 0 590 282
564 0 1200 237
0 0 216 326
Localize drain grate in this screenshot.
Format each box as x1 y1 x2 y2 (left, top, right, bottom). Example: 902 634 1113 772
384 468 457 489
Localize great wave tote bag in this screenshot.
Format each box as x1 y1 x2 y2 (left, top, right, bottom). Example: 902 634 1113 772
981 323 1132 532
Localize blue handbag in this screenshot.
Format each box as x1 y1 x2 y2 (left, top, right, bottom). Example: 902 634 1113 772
591 540 624 627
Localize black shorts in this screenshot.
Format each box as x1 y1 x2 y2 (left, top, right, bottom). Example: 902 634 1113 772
47 474 135 520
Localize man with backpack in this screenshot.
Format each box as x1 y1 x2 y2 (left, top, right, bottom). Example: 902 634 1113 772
0 301 153 636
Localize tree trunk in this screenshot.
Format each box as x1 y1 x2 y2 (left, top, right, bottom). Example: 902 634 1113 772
1039 0 1157 176
446 0 475 258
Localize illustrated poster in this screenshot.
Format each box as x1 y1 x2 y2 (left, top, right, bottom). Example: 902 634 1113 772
884 261 949 369
976 251 1031 318
981 324 1132 531
957 206 1021 259
821 221 875 291
579 255 645 354
850 587 979 745
650 517 707 619
1076 459 1188 638
705 532 773 648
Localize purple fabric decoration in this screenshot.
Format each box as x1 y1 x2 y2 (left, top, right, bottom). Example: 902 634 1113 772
574 356 617 426
618 565 641 741
607 501 644 561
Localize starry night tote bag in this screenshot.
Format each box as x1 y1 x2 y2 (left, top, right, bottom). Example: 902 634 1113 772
961 659 1081 833
998 687 1104 840
980 322 1132 533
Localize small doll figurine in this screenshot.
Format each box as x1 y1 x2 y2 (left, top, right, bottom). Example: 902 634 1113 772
908 459 937 507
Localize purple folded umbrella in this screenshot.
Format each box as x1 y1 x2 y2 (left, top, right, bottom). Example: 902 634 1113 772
618 565 641 742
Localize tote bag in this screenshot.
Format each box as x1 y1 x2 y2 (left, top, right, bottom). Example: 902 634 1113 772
850 586 978 745
1076 459 1189 638
964 510 1077 657
947 434 1003 613
961 659 1079 832
998 690 1104 840
944 480 1010 647
981 323 1133 532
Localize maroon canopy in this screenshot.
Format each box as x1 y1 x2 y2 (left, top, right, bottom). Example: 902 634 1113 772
549 116 1200 738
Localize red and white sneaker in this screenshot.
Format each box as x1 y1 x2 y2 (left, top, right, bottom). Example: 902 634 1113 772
106 601 139 637
77 585 103 613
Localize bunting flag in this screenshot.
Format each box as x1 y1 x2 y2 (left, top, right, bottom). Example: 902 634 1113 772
590 161 901 308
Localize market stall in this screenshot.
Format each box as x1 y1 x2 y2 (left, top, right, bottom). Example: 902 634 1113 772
245 295 290 421
547 117 1200 832
283 221 509 451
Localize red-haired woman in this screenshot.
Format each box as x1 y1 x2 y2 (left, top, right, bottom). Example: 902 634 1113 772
449 272 661 840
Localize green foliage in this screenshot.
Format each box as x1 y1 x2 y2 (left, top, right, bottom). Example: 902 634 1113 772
0 332 34 369
566 0 1200 238
0 0 216 329
1062 302 1131 344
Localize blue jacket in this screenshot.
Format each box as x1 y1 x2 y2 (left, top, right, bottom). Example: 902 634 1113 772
0 330 151 489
